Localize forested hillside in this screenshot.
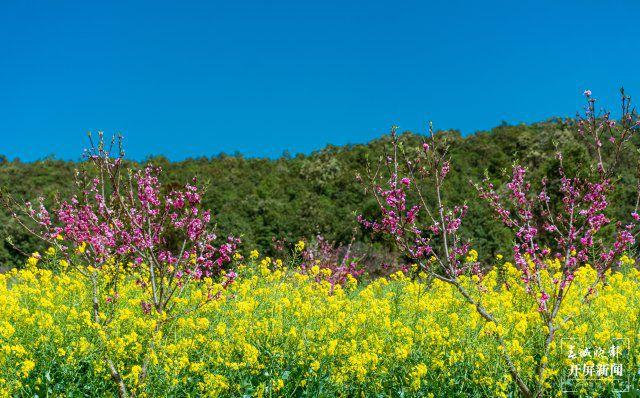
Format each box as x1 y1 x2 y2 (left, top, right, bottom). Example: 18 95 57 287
2 118 638 269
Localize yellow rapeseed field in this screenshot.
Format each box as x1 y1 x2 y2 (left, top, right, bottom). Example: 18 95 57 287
1 253 638 397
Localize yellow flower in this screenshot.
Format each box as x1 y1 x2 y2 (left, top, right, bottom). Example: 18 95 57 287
465 249 478 263
129 365 142 383
2 250 640 396
249 250 259 259
620 254 635 267
410 363 428 390
295 240 305 252
76 242 87 254
273 378 285 391
20 360 35 378
26 253 40 267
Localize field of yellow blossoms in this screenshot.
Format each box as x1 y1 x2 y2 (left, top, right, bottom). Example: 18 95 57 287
1 251 639 397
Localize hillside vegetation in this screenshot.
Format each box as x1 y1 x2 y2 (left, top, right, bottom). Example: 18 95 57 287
1 119 638 269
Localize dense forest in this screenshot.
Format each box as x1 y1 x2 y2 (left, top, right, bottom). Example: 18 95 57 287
2 118 638 270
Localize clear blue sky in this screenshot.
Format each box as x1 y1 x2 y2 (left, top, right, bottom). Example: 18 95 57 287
2 0 639 161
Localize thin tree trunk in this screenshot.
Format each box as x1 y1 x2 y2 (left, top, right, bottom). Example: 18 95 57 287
452 281 533 398
92 274 130 398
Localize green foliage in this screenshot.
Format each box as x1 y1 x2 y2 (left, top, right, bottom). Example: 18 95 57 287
1 119 638 268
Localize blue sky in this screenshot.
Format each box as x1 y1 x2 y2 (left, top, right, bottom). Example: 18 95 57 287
1 0 639 161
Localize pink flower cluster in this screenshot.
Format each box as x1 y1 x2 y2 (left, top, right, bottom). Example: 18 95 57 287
299 235 365 290
24 136 239 288
476 91 639 311
358 127 471 278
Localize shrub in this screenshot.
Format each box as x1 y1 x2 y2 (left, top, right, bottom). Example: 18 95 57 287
358 90 640 397
0 134 238 397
